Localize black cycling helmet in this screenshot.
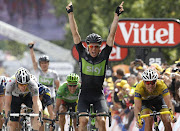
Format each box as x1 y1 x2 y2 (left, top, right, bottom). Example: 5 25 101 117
38 55 49 64
85 33 102 45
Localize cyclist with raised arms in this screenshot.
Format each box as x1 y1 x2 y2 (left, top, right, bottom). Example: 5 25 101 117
66 1 124 131
0 76 8 130
28 42 60 106
55 73 80 131
30 75 55 131
134 69 176 131
5 67 42 131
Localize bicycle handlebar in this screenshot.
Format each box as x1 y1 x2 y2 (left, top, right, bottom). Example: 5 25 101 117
137 109 175 127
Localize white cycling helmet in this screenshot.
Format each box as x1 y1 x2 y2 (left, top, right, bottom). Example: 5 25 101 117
0 76 7 87
142 69 158 81
15 67 30 84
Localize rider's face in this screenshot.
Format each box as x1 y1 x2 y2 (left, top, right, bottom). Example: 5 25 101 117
67 83 77 94
88 43 100 58
18 83 28 92
144 80 157 92
40 61 49 72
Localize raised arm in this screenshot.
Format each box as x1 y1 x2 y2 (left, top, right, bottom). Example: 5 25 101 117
66 2 81 44
107 1 124 47
28 42 38 71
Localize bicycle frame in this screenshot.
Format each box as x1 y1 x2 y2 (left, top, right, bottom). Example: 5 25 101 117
138 109 174 131
77 104 111 131
57 107 77 131
42 117 56 130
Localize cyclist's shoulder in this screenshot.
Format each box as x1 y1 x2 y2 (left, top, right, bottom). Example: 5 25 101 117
58 82 68 92
135 80 144 90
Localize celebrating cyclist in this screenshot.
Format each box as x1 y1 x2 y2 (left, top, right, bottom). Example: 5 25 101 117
55 73 80 131
134 69 176 131
28 42 60 106
0 76 8 130
30 75 55 131
66 1 124 131
5 67 42 131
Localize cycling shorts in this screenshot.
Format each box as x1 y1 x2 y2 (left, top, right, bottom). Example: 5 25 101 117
78 94 108 113
10 93 33 121
141 95 168 113
61 100 77 112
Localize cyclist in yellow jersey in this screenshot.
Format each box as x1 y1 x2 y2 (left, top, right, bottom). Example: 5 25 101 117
134 69 176 131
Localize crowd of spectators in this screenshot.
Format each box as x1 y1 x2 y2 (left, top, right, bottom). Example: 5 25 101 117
103 58 180 130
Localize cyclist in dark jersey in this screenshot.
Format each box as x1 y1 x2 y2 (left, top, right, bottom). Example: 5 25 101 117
55 73 80 131
66 1 124 131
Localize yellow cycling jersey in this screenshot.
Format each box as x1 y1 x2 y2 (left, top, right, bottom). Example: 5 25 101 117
134 79 169 100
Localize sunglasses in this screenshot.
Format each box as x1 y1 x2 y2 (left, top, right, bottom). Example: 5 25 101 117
68 85 77 87
88 45 100 49
144 80 156 85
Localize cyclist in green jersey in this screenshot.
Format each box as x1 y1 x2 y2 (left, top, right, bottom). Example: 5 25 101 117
55 73 80 131
66 1 124 131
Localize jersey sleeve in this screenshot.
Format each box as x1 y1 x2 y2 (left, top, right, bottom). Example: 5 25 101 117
56 83 66 99
100 44 112 60
134 82 142 100
29 80 39 96
160 80 170 97
75 42 86 59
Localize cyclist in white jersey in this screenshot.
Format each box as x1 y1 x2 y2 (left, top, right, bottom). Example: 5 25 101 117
5 67 42 131
28 42 60 106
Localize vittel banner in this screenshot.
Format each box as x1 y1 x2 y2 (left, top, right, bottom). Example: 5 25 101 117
114 18 180 47
72 41 128 61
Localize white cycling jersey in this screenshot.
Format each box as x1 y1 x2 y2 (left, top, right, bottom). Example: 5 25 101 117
5 76 39 97
33 68 59 98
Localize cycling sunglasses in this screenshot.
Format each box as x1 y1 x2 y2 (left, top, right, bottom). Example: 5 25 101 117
144 80 156 85
88 45 100 49
68 84 77 87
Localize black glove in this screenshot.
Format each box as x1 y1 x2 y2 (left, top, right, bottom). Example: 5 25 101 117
66 5 73 13
28 44 34 49
115 6 124 16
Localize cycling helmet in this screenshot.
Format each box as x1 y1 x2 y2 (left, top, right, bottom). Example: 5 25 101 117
66 73 79 85
0 76 7 87
85 33 102 45
38 55 49 64
15 67 30 84
142 69 158 81
30 74 37 82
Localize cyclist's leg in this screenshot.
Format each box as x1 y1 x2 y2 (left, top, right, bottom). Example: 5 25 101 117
141 108 153 131
94 98 108 131
9 96 22 131
153 96 172 131
70 102 78 131
59 104 67 131
78 96 89 131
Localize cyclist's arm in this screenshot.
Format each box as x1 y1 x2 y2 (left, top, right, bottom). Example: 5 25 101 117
47 104 55 120
4 95 12 118
54 80 60 91
107 1 124 47
163 94 175 113
55 98 61 113
29 42 38 71
134 98 142 121
66 2 81 44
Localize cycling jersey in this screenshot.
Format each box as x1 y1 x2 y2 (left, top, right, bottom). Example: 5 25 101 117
33 68 59 98
76 42 112 96
134 79 169 100
38 83 53 109
5 76 39 97
56 82 81 103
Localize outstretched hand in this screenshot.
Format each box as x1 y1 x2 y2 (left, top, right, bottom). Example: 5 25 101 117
115 1 124 16
66 2 73 13
28 41 35 49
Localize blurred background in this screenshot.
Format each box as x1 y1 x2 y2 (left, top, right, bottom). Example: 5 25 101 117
0 0 179 81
